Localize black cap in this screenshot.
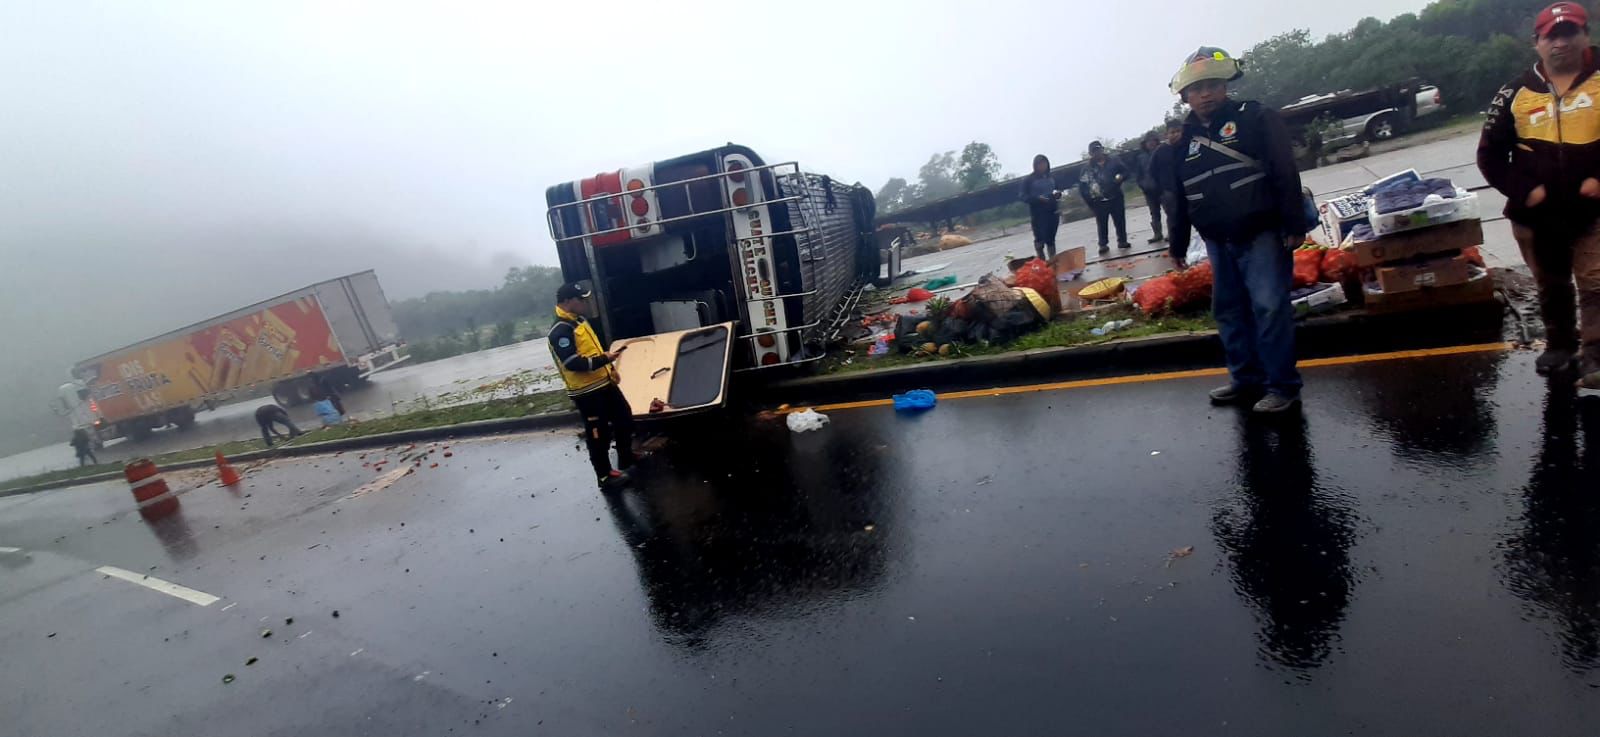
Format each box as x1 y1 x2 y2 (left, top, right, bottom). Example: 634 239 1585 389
1088 140 1105 151
555 283 591 302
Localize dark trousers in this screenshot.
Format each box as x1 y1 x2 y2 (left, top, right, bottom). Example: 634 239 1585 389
259 416 302 447
76 448 97 466
1142 188 1164 239
572 383 636 480
1093 200 1128 247
1206 230 1302 397
1030 208 1059 260
1161 192 1180 245
1514 222 1600 374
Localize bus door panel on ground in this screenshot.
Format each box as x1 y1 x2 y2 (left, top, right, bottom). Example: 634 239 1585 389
611 322 736 419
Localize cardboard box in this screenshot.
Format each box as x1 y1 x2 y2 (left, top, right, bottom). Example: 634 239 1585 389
1375 253 1472 294
1052 247 1087 276
1352 218 1483 267
1363 271 1496 314
1292 282 1349 318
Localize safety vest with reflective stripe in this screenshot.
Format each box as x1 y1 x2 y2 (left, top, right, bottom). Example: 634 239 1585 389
549 308 617 396
1177 101 1280 242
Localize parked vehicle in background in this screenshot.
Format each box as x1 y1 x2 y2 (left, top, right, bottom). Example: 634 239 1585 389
1414 84 1445 119
55 271 407 443
1281 79 1431 150
545 144 880 418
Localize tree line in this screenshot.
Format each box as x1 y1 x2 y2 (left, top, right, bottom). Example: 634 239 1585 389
392 265 565 363
1231 0 1542 114
873 0 1549 217
876 141 1002 214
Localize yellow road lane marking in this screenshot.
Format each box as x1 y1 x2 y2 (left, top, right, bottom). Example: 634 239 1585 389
789 342 1512 414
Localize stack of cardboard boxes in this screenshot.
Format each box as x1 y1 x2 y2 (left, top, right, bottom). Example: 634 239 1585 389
1335 179 1494 315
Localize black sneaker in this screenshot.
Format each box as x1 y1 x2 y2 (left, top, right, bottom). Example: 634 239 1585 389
1148 235 1165 244
1209 384 1266 406
598 469 631 491
1536 348 1576 376
1118 241 1133 250
1252 394 1302 415
1098 245 1111 256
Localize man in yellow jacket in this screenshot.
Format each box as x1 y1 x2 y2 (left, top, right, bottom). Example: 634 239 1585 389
549 283 636 490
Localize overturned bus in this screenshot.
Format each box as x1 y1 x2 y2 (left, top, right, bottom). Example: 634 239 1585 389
545 144 879 418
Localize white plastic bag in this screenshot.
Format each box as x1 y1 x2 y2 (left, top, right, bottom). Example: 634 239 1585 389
1185 238 1209 266
786 409 831 433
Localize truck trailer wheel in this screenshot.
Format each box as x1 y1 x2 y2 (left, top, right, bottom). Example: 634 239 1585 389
121 421 153 442
169 406 197 431
273 379 312 407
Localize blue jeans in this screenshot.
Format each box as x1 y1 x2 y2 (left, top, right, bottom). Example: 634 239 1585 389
1206 231 1302 397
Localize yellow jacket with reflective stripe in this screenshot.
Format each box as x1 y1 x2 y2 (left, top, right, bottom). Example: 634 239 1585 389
548 307 617 396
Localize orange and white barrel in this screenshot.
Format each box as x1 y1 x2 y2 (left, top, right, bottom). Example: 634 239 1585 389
124 459 181 521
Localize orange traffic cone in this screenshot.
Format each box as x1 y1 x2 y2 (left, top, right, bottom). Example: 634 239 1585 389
215 451 242 486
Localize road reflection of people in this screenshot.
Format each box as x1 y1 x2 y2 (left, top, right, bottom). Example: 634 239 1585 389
1211 415 1358 674
1503 393 1600 672
1357 351 1504 465
603 414 893 650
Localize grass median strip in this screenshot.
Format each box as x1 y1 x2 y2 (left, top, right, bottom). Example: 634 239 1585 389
0 390 570 494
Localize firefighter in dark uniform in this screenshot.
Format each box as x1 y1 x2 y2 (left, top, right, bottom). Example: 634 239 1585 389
549 283 636 489
1168 47 1309 415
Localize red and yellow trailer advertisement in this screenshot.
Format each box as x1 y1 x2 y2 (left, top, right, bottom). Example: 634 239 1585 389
79 296 348 424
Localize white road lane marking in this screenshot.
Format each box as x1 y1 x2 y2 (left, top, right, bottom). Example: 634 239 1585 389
220 602 237 611
0 547 22 554
95 566 221 606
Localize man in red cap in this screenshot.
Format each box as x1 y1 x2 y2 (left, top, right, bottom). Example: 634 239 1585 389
1479 2 1600 388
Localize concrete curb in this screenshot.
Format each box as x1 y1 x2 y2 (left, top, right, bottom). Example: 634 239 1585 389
0 410 581 499
764 302 1508 406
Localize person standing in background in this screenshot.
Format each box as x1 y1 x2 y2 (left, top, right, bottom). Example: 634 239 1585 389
1019 154 1063 261
1167 47 1308 415
1478 2 1600 388
1150 119 1185 246
1133 132 1167 244
1078 141 1131 255
70 428 97 466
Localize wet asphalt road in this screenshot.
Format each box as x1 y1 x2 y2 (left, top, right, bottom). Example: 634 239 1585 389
3 348 1600 736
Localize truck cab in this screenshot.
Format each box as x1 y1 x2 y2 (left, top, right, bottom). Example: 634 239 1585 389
52 381 106 448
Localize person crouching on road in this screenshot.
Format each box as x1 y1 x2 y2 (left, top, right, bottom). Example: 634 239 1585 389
1020 154 1063 261
549 283 636 490
1167 47 1308 414
1478 2 1600 388
255 404 303 448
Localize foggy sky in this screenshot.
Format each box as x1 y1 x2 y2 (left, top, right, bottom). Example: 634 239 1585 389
0 0 1429 453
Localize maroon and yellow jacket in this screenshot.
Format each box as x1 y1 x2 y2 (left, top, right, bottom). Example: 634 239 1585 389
1478 47 1600 233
